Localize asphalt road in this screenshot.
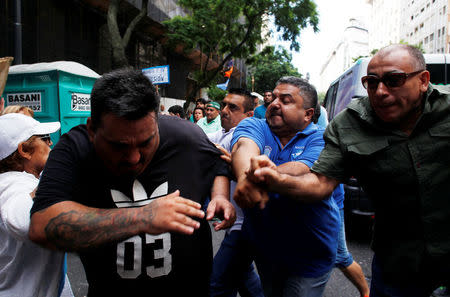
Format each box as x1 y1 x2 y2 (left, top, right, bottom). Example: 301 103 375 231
66 221 374 297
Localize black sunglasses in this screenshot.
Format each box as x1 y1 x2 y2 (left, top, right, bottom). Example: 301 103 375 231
361 70 425 90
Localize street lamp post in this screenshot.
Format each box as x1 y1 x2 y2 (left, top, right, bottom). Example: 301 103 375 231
251 75 255 92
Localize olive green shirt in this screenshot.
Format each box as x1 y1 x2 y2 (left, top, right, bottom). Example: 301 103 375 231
312 85 450 282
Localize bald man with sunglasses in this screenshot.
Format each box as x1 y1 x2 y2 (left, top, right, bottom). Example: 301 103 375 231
241 44 450 297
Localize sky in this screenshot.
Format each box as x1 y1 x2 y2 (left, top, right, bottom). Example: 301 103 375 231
276 0 371 90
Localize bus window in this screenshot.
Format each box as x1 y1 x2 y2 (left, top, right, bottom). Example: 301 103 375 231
427 63 447 85
333 70 355 118
324 82 339 121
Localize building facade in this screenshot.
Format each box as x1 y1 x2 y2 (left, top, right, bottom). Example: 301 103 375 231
368 0 450 53
367 0 404 51
318 18 369 92
0 0 247 101
402 0 449 53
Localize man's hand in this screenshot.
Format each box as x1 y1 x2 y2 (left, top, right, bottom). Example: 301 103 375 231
30 188 37 199
29 191 205 251
140 190 205 235
206 196 236 231
215 144 231 164
246 155 277 184
233 177 269 209
0 97 4 114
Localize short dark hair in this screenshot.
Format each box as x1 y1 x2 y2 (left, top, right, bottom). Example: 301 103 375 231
90 68 160 130
196 98 207 105
168 105 186 118
276 76 318 110
227 88 255 112
194 107 206 116
312 102 322 124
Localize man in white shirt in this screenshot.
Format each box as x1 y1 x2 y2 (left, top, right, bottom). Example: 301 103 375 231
208 88 264 297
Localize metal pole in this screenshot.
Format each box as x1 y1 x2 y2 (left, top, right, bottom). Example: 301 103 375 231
13 0 22 64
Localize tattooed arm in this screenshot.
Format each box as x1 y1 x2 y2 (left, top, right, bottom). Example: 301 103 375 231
28 190 205 251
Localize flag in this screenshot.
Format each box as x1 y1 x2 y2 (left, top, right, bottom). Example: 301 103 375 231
223 58 234 78
217 79 229 90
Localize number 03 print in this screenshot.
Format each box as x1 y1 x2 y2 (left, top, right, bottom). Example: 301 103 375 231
116 233 172 279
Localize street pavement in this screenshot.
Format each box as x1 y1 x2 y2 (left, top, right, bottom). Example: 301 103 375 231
67 222 374 297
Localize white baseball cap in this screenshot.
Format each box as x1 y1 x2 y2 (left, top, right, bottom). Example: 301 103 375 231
0 113 61 160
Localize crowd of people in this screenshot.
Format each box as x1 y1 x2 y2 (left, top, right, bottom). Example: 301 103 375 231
0 44 449 297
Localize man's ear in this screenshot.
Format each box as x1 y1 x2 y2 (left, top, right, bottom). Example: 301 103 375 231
86 117 96 142
17 142 32 160
419 70 430 92
305 108 314 122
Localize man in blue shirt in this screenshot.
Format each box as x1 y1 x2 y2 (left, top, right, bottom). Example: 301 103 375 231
253 91 273 119
231 77 339 297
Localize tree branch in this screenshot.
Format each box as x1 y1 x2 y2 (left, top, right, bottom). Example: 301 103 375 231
199 14 259 88
123 0 148 48
107 0 129 67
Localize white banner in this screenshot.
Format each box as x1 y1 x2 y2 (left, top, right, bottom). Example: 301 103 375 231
6 92 42 112
71 92 91 111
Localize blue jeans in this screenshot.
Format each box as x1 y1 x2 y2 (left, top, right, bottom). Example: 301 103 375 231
210 230 264 297
335 208 353 268
370 254 449 297
257 268 331 297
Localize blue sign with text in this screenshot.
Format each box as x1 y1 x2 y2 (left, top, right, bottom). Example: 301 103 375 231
142 65 170 85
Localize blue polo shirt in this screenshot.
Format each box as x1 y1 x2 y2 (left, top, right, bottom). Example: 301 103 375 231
253 105 267 119
231 117 339 277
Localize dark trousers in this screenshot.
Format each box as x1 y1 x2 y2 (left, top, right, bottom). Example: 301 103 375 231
210 230 264 297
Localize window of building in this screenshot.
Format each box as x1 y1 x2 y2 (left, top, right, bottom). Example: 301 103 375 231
430 33 434 41
443 27 446 35
415 27 419 33
438 29 441 37
420 23 424 28
421 7 425 12
425 36 429 44
427 3 430 8
411 15 414 20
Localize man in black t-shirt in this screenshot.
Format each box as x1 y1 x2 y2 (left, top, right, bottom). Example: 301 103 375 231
29 69 235 297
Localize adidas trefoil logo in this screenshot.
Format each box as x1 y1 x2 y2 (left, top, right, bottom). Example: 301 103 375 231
111 180 168 208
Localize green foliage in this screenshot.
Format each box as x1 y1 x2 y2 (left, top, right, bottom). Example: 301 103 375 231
246 46 301 93
370 48 379 56
399 39 425 53
352 55 368 64
317 91 326 104
163 0 318 99
207 85 227 102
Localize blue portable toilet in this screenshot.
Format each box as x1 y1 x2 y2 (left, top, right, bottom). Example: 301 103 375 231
3 61 100 144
